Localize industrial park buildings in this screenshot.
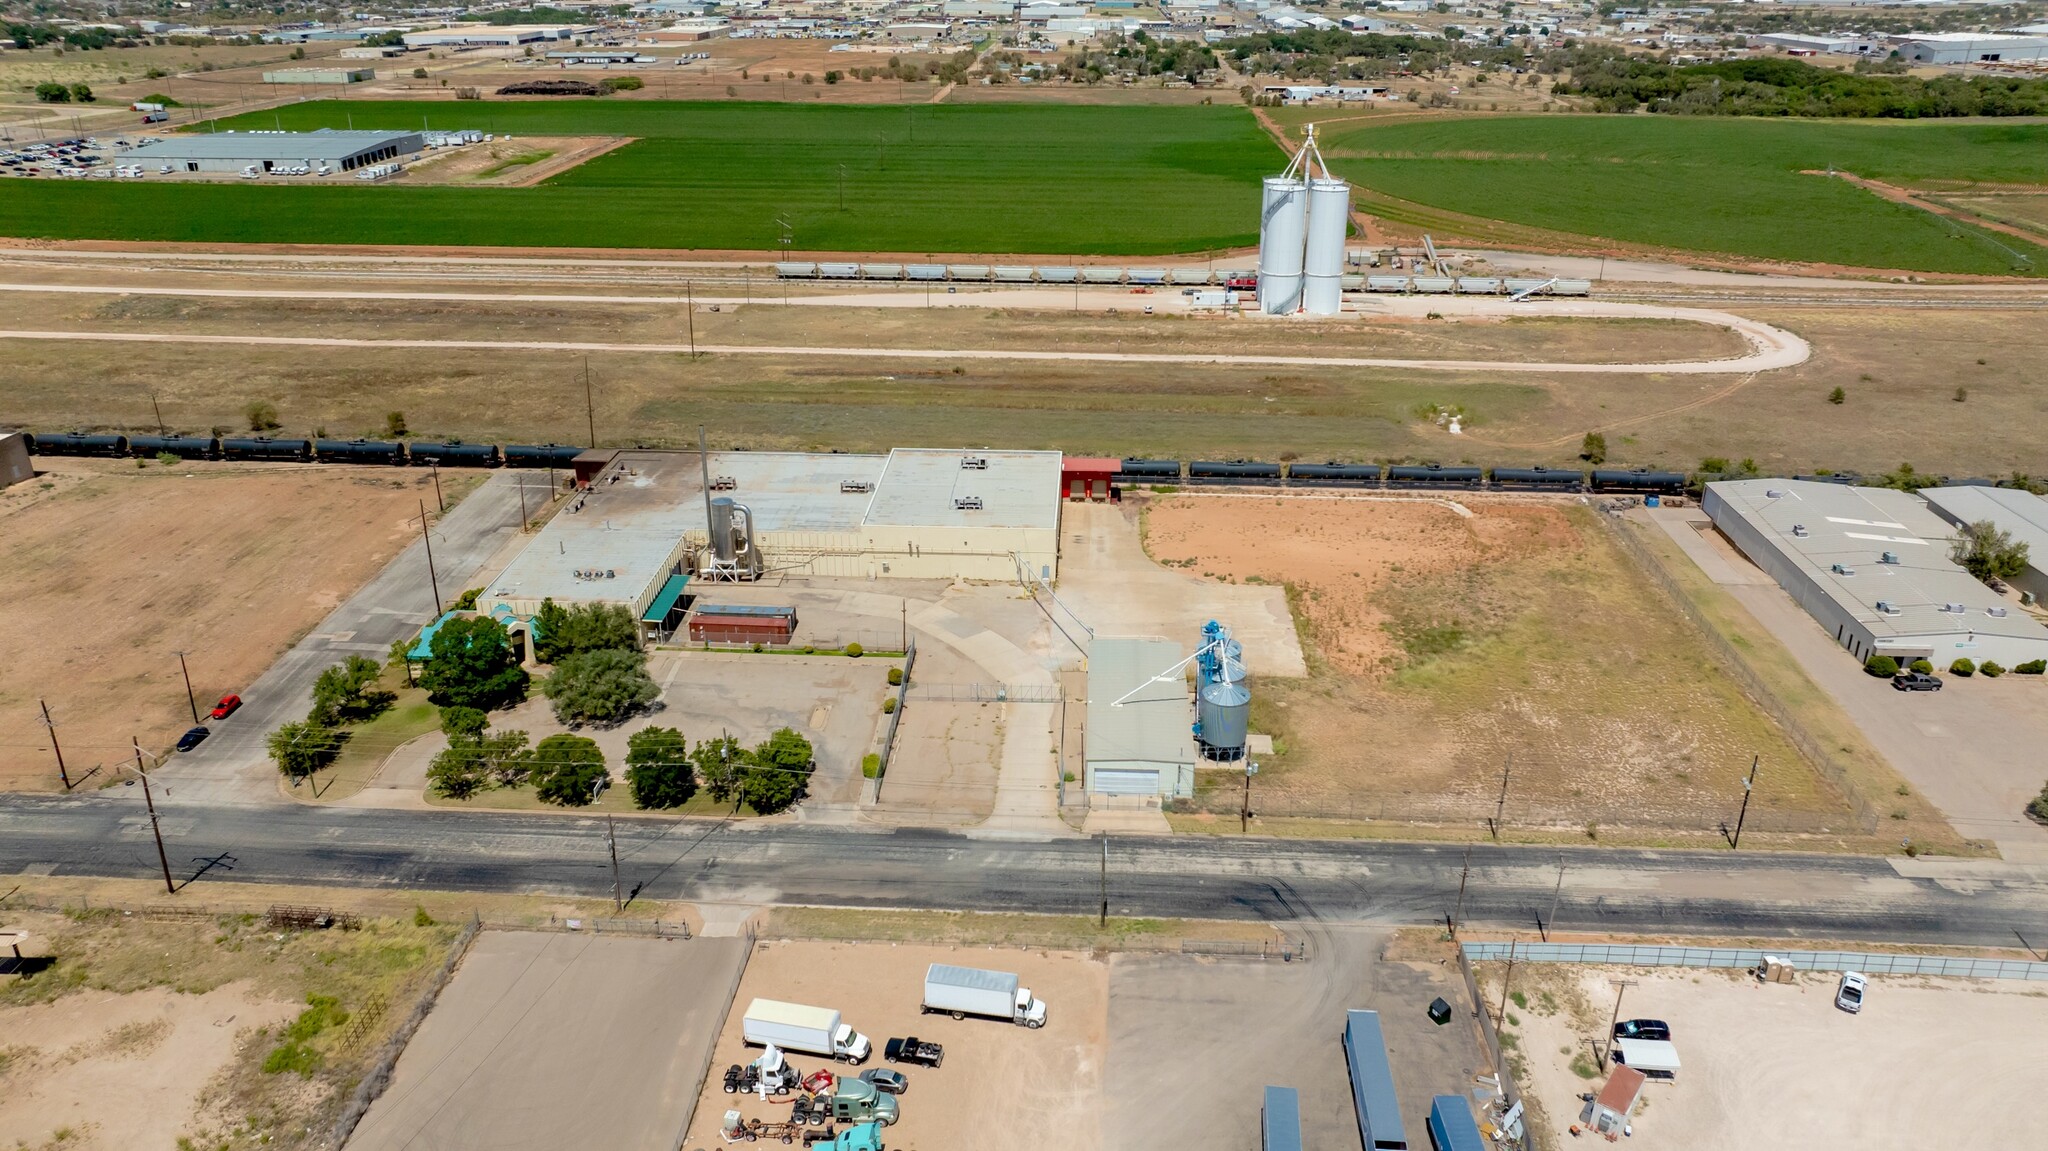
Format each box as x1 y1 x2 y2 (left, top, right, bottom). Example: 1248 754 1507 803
121 129 422 173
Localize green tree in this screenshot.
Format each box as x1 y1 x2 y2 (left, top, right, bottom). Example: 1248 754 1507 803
69 82 93 102
384 410 408 437
1949 520 2030 584
440 705 488 743
420 616 529 710
245 399 281 431
529 734 608 805
1827 386 1846 405
534 599 640 663
742 727 815 814
427 727 530 799
2030 781 2048 825
542 648 659 726
692 734 746 803
35 81 69 102
1579 431 1607 464
625 726 694 808
268 720 343 781
308 655 394 726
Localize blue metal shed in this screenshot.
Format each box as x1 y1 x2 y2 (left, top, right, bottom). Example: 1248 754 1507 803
1262 1086 1302 1151
1427 1095 1485 1151
1344 1009 1407 1150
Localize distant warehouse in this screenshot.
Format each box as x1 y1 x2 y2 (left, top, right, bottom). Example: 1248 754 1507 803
122 130 423 174
1703 479 2048 669
260 67 376 84
1893 33 2048 64
1918 485 2048 607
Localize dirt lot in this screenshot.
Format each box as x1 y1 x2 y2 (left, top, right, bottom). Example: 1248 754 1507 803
1108 926 1491 1151
350 931 747 1151
0 460 444 786
0 903 462 1151
1142 494 1846 834
683 939 1108 1151
1488 964 2048 1150
398 135 632 186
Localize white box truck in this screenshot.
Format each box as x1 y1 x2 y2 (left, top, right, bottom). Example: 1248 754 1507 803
741 998 871 1063
921 964 1047 1028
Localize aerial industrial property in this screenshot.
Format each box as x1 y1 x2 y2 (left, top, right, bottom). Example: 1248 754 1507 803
2 1 2047 1149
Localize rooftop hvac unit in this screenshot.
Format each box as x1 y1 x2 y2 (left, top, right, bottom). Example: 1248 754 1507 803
1876 601 1900 615
840 479 874 493
1791 524 1809 537
954 496 983 510
960 455 988 469
1765 489 1786 499
1942 603 1965 614
1831 564 1855 576
1880 551 1900 564
1988 607 2009 618
710 475 736 491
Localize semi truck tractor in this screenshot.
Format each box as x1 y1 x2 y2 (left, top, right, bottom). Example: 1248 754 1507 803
832 1122 886 1151
743 999 872 1064
920 964 1047 1028
829 1078 900 1126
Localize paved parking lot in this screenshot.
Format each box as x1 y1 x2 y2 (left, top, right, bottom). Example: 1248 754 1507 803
1106 927 1489 1151
348 931 747 1151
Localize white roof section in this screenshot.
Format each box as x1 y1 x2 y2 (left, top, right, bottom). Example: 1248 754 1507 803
864 448 1061 531
1918 486 2048 577
1085 637 1197 765
1614 1038 1681 1074
124 130 418 162
1706 479 2045 643
743 999 839 1030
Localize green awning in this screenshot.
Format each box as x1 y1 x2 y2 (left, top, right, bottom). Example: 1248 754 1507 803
641 573 691 623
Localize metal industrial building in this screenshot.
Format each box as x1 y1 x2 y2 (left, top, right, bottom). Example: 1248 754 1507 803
1919 485 2048 606
479 448 1063 640
1703 479 2048 668
0 432 30 488
122 130 422 174
1083 636 1198 798
260 67 375 84
1895 32 2048 64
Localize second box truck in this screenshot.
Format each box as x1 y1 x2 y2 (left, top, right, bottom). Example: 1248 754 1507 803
920 964 1047 1028
742 998 873 1063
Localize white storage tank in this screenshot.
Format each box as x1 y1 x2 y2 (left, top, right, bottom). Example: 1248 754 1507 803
1257 175 1307 315
1302 177 1350 316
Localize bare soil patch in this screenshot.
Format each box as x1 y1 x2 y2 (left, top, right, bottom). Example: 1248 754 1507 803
1143 496 1842 832
685 939 1108 1151
398 135 630 186
0 460 442 786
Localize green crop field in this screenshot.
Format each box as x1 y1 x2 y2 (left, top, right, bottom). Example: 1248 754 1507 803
1318 115 2048 275
0 101 1280 254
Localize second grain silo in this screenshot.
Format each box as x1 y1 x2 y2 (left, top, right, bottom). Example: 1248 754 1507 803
1256 124 1350 317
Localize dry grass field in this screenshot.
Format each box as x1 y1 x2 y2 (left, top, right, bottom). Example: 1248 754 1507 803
0 460 442 787
1143 495 1855 837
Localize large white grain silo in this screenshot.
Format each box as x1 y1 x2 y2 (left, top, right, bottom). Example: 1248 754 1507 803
1256 124 1350 317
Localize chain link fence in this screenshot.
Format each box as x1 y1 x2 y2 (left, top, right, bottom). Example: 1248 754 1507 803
1461 941 2048 981
1181 789 1854 836
906 682 1063 704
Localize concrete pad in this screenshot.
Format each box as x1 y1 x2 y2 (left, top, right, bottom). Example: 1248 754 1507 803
348 931 747 1151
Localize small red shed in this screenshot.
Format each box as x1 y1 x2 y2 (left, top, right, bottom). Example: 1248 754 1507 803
1060 457 1120 501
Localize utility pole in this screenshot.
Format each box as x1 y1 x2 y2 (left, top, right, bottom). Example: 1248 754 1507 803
899 599 907 651
1452 845 1471 938
173 651 199 725
418 500 442 615
1491 752 1512 841
39 699 69 790
1240 760 1257 833
1495 938 1517 1027
134 738 174 895
1542 854 1565 942
516 476 530 533
430 463 444 513
686 282 697 360
1601 978 1638 1070
605 816 622 912
1731 754 1760 849
150 390 166 436
1099 836 1108 927
583 357 597 448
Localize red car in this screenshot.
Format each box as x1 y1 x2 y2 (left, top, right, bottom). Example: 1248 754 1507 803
209 694 242 720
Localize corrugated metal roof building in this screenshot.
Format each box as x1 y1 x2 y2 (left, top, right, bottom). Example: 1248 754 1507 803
1703 479 2048 668
1083 637 1196 797
1918 485 2048 606
122 129 421 173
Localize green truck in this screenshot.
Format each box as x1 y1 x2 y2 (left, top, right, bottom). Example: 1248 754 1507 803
829 1079 899 1126
831 1123 886 1151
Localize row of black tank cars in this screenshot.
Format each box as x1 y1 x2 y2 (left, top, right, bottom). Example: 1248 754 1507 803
18 432 584 469
1115 458 1689 494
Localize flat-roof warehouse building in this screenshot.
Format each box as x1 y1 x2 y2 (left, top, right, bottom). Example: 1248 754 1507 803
480 448 1063 641
1703 479 2048 668
122 129 422 174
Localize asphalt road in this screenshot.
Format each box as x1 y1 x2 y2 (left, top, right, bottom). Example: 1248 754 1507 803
5 794 2045 947
170 473 526 803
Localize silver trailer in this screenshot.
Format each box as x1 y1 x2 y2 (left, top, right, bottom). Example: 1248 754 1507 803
1036 266 1079 283
1366 275 1411 293
775 262 818 279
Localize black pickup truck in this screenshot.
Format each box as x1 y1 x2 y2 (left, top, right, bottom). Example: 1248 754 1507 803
883 1037 944 1068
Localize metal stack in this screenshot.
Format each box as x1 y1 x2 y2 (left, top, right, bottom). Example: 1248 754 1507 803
1193 619 1250 760
1257 124 1351 317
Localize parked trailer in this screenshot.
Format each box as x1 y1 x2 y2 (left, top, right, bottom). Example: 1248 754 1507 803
314 438 406 465
1426 1096 1485 1151
1116 458 1184 481
1591 468 1686 494
1345 1010 1408 1151
220 436 312 462
1366 276 1411 293
1264 1086 1303 1151
921 964 1047 1027
1288 462 1383 486
408 441 502 468
1455 277 1502 294
1387 464 1483 489
905 264 948 281
742 998 872 1064
1490 465 1583 491
1188 460 1282 484
27 432 128 457
503 443 584 469
775 262 818 279
129 434 219 460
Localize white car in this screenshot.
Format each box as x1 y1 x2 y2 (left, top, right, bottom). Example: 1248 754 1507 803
1835 971 1867 1014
